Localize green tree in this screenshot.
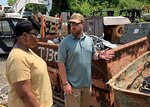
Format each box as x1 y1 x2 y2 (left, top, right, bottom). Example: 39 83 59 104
67 0 102 16
118 0 143 10
8 0 16 6
7 0 150 17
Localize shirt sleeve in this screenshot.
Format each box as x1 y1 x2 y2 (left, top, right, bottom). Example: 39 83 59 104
9 56 31 83
58 39 67 62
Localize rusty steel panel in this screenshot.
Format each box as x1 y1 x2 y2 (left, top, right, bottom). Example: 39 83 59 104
91 37 149 107
47 67 64 106
107 37 149 79
32 42 58 68
32 36 149 107
114 90 150 107
108 51 150 107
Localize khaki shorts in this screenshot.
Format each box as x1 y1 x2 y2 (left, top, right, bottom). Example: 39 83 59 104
64 86 91 107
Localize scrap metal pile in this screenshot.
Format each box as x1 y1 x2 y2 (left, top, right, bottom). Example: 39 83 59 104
48 34 118 51
89 34 118 50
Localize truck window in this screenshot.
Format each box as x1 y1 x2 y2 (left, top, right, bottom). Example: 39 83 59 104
12 19 24 26
4 6 11 13
0 20 13 35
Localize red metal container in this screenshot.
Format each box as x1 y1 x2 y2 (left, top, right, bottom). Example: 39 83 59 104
108 51 150 107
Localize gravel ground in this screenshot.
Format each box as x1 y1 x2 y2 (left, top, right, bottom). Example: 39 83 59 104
0 58 8 87
0 57 8 107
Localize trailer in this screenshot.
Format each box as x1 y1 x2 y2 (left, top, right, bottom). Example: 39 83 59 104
108 51 150 107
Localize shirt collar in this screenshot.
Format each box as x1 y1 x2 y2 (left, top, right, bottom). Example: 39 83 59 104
70 33 86 40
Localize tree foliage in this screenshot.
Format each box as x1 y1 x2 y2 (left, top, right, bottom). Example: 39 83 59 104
7 0 16 6
67 0 150 16
7 0 150 16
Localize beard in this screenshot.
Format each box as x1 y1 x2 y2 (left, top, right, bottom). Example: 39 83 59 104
71 28 82 38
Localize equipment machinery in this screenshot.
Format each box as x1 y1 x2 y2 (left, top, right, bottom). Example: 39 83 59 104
5 0 52 18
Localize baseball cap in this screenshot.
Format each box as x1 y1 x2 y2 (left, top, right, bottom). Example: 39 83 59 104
68 13 85 23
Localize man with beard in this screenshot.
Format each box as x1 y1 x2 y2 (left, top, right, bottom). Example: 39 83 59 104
58 13 115 107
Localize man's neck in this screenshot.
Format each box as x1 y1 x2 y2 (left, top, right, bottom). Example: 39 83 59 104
73 32 83 39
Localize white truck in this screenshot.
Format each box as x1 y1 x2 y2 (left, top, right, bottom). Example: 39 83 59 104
3 0 52 18
0 0 53 54
0 5 11 17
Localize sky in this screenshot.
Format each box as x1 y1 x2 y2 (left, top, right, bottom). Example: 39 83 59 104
0 0 8 5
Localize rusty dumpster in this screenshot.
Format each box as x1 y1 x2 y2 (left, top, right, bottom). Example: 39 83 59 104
108 51 150 107
32 36 149 107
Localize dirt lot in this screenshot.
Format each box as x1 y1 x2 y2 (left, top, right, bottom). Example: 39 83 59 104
0 58 8 87
0 60 7 87
0 57 8 107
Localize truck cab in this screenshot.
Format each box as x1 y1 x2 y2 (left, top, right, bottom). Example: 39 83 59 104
0 5 12 17
0 17 25 54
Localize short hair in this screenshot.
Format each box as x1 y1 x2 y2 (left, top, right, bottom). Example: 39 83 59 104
15 20 40 37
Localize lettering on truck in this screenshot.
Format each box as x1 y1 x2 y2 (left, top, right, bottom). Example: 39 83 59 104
38 46 58 62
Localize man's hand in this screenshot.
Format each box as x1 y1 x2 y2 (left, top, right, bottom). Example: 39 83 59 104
63 83 73 95
99 48 115 60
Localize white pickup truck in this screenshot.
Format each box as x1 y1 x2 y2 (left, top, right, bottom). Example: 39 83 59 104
0 17 25 54
0 5 12 17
